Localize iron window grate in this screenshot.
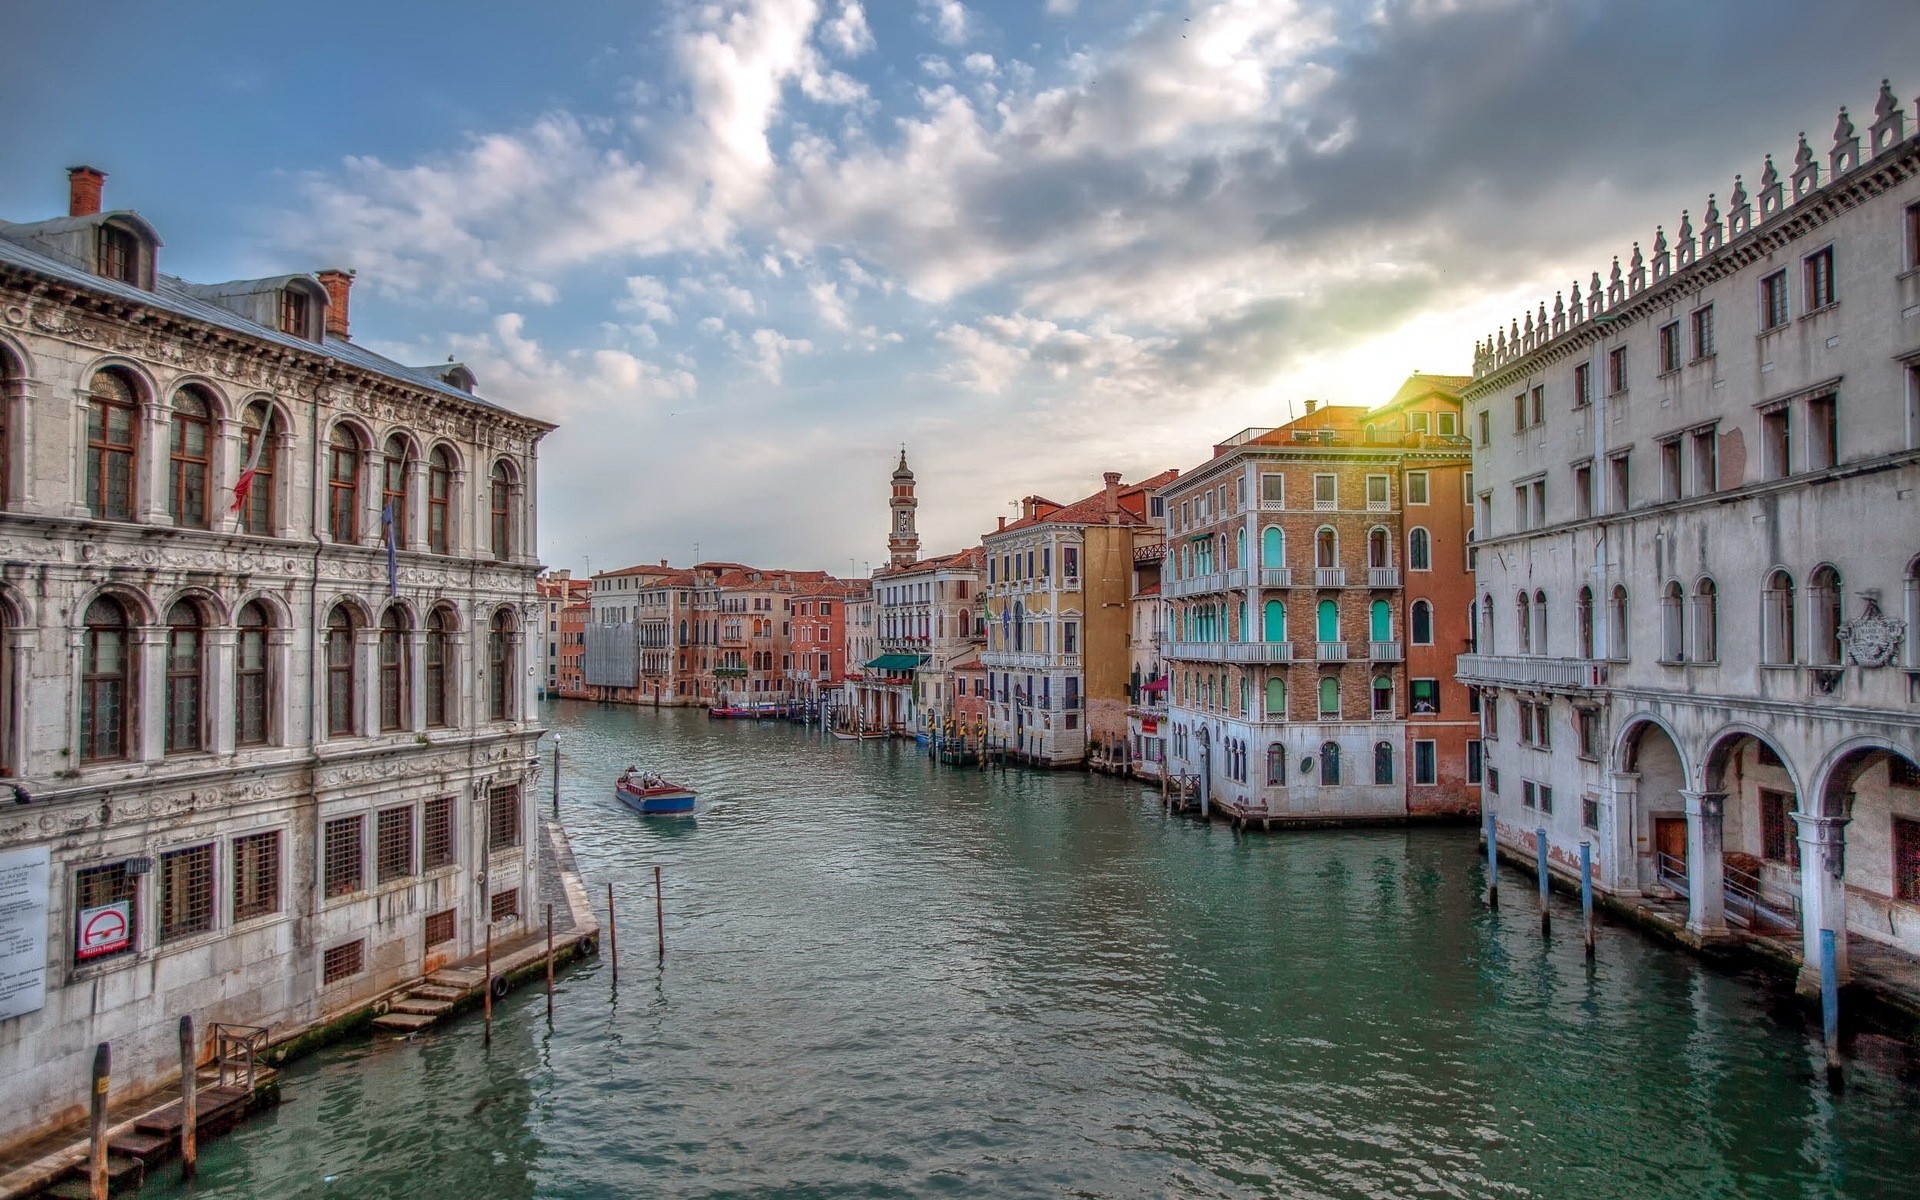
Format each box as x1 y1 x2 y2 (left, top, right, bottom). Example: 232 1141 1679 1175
322 939 364 984
323 815 364 898
232 831 281 921
158 844 215 942
376 806 414 884
422 797 455 869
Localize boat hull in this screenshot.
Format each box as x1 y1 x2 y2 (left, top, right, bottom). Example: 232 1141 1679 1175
616 781 698 815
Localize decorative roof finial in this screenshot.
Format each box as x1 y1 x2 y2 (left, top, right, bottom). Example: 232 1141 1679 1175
1568 281 1584 324
1870 78 1908 154
1876 79 1898 120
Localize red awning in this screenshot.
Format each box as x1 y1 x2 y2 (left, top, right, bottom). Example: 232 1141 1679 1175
1141 678 1169 692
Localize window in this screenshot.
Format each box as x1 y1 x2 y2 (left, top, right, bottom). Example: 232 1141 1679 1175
1483 694 1500 739
1660 439 1682 501
1372 675 1393 716
425 608 452 728
1573 461 1593 519
1410 600 1433 646
488 785 522 851
237 402 276 535
491 889 521 923
1608 586 1629 661
1063 547 1078 580
1438 412 1458 437
1804 246 1835 310
168 389 212 528
427 447 453 554
1909 202 1920 270
1367 529 1391 571
1529 385 1544 426
1516 592 1532 654
1266 743 1286 785
324 815 364 898
425 909 457 948
1691 304 1715 359
279 287 309 336
1519 700 1535 745
97 224 140 284
1692 578 1718 662
1661 581 1685 662
1513 392 1526 433
1608 451 1631 512
1762 571 1796 664
1261 473 1285 505
1531 480 1546 529
1466 740 1483 784
423 796 456 869
1893 817 1920 902
1317 676 1340 719
1408 411 1431 435
488 609 515 721
1406 528 1431 572
328 426 361 542
235 601 271 746
1410 677 1438 714
1538 784 1554 815
1658 322 1681 374
74 863 138 962
164 601 203 754
1808 394 1837 471
1314 475 1336 510
490 461 513 559
1514 485 1531 532
1763 406 1792 479
232 831 281 922
1808 565 1843 666
1760 789 1801 868
1477 409 1491 446
378 608 408 732
376 805 414 884
1320 741 1341 786
1366 475 1389 510
1373 741 1395 785
326 605 358 738
1692 428 1718 494
80 596 130 763
1606 347 1628 395
1486 766 1500 795
86 370 139 521
322 939 364 985
1573 362 1591 409
1577 708 1600 759
1413 741 1437 786
1406 471 1429 505
382 435 410 548
158 844 214 942
1761 269 1789 329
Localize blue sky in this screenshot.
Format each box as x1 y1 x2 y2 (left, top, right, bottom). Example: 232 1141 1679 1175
6 1 1917 575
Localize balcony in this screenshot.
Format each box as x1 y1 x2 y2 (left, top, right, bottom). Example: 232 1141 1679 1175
1223 568 1250 588
1133 541 1165 564
1314 568 1346 588
1259 568 1293 588
1455 654 1610 691
1369 640 1404 661
1224 641 1294 664
1165 641 1227 662
986 650 1050 669
1316 641 1349 662
1368 568 1401 589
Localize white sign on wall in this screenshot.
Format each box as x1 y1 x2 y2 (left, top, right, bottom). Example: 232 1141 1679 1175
0 846 50 1021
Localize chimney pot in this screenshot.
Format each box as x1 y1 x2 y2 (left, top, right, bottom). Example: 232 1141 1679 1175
1304 399 1318 415
316 268 355 340
997 516 1006 531
67 166 106 217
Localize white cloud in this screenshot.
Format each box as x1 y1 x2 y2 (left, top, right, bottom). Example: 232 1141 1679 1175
807 278 852 330
742 327 815 382
961 52 995 76
820 1 874 56
918 0 969 45
616 275 675 323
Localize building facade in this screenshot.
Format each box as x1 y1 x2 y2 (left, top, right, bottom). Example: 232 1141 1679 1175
1461 85 1920 987
1159 378 1479 822
0 169 552 1148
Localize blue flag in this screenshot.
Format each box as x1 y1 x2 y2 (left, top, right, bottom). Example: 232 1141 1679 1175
381 502 399 597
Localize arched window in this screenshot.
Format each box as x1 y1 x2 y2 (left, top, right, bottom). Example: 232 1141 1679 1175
1692 578 1718 662
168 389 212 529
1577 586 1595 659
1532 589 1548 655
1263 599 1286 643
0 350 12 507
1661 581 1686 662
1907 557 1920 669
427 447 453 554
80 596 131 762
325 605 358 738
1320 740 1341 785
1374 741 1394 785
1316 528 1338 569
328 426 362 543
164 600 203 754
1235 527 1246 570
1265 676 1286 718
1762 570 1796 664
1316 599 1339 644
1479 594 1495 655
237 401 277 535
86 370 139 521
382 435 411 549
1371 674 1393 715
1411 599 1433 645
1808 565 1843 666
1369 599 1392 643
489 609 515 721
1318 676 1340 719
1262 526 1284 568
1266 743 1286 784
1408 527 1431 571
1608 585 1630 661
379 607 409 732
235 601 271 746
490 462 513 560
1516 593 1532 654
1367 527 1390 569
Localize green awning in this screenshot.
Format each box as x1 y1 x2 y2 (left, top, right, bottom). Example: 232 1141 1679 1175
865 654 927 671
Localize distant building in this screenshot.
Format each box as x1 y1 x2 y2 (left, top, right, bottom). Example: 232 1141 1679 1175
558 598 588 697
536 571 587 698
851 547 986 736
1126 529 1170 779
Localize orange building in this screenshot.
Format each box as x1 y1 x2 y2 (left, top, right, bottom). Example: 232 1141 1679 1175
558 599 589 697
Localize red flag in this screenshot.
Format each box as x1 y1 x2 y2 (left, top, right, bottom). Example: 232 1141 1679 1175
230 411 271 512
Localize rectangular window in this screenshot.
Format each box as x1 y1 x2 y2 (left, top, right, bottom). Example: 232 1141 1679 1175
232 831 281 922
323 815 364 898
1807 394 1837 470
488 786 522 851
1518 701 1535 745
74 863 139 962
1260 473 1285 505
1484 695 1499 739
1763 407 1792 479
1477 409 1491 446
1063 547 1078 580
1573 462 1593 519
1513 392 1527 433
1691 304 1715 359
1573 362 1591 409
1804 246 1835 310
424 908 456 948
490 888 520 923
1609 452 1631 513
158 844 215 942
1366 475 1390 510
1535 702 1552 750
322 939 364 985
1514 485 1530 531
1522 779 1537 809
1413 740 1437 785
1466 740 1483 784
1577 708 1599 759
1607 346 1628 395
1761 788 1801 867
1539 784 1554 815
1583 795 1601 830
1659 322 1681 374
1438 412 1458 436
1529 386 1545 426
1659 439 1683 501
1409 411 1432 434
1762 269 1789 329
1893 817 1920 902
376 805 414 884
1409 678 1439 714
1486 766 1500 795
1406 471 1429 505
1063 622 1079 654
1313 475 1337 509
1691 429 1718 494
1531 480 1546 529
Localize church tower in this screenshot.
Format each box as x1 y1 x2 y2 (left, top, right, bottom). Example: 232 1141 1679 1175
888 448 920 568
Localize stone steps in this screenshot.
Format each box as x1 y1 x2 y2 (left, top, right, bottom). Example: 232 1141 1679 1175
389 998 454 1017
370 1011 440 1034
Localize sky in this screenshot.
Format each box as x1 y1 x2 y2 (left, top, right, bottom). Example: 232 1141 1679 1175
5 1 1917 577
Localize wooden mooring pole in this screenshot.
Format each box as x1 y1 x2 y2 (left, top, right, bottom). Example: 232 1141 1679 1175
88 1042 109 1200
1485 810 1498 908
1580 840 1595 960
1821 927 1843 1085
545 903 556 1021
654 865 666 964
552 739 561 818
179 1015 198 1181
1536 827 1550 934
483 920 495 1044
607 881 619 988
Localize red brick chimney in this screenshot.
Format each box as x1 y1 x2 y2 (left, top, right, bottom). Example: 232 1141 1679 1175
997 516 1006 531
1103 471 1122 515
316 269 354 339
1020 497 1035 520
68 166 106 217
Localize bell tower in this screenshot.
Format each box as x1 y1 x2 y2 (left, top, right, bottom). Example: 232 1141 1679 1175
888 448 919 569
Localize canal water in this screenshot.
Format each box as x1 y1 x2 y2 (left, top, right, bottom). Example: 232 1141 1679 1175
148 702 1920 1199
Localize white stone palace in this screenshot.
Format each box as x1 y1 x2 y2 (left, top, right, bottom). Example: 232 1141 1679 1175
1462 83 1920 990
0 167 553 1148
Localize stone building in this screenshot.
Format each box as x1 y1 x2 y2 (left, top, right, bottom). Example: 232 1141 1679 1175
534 571 586 698
0 169 552 1148
1159 377 1479 822
1126 533 1169 779
1461 83 1920 989
851 548 985 736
